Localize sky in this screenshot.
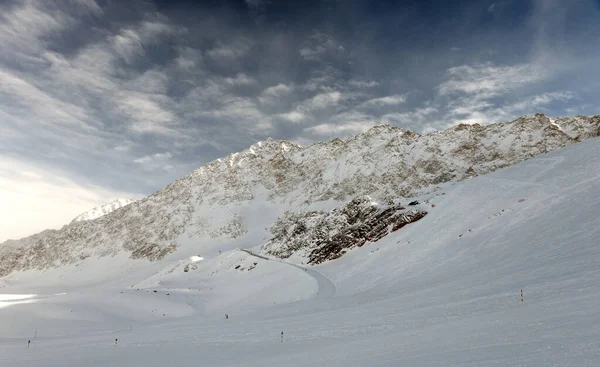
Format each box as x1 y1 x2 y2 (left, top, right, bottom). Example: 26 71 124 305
1 0 599 242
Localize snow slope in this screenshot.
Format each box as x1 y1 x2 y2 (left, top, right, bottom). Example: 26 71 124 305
1 137 599 366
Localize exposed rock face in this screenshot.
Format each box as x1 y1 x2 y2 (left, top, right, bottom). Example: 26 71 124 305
0 114 598 276
263 196 427 264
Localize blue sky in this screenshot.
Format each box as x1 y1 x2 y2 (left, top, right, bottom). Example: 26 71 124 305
1 0 599 241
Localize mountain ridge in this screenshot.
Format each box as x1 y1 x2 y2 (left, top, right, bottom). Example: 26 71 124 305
1 113 598 277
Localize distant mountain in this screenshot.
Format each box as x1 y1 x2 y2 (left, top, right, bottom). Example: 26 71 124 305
70 198 135 223
0 113 598 276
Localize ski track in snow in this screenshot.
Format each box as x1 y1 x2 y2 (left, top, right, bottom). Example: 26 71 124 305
240 249 337 299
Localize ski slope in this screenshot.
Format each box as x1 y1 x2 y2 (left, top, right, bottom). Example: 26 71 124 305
1 138 600 366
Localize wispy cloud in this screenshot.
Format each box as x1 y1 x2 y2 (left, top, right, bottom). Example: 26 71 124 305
133 152 173 171
0 1 74 58
277 110 310 123
117 93 178 135
348 80 379 88
259 84 293 104
0 69 89 125
207 41 251 62
381 107 438 126
304 111 377 137
508 91 575 112
306 91 343 110
433 61 560 126
361 94 407 107
438 63 547 99
224 73 257 86
113 20 180 64
299 32 345 61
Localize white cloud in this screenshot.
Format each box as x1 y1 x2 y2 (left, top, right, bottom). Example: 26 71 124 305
0 68 89 125
224 73 257 86
435 62 560 127
361 94 407 107
348 80 379 88
381 107 438 125
69 45 118 87
0 1 72 57
113 29 144 64
277 110 310 123
133 152 172 165
130 70 169 94
258 83 293 105
302 69 343 92
445 91 576 126
307 91 342 110
70 0 104 15
304 111 377 136
508 91 575 111
207 41 250 62
116 93 177 135
133 152 174 171
114 145 131 152
112 21 177 64
305 121 375 136
438 62 547 99
174 47 203 70
299 46 327 61
0 157 137 242
299 32 344 61
197 96 272 132
261 83 292 98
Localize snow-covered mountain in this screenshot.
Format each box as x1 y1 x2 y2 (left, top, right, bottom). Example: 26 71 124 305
2 133 600 366
70 198 135 223
0 114 598 277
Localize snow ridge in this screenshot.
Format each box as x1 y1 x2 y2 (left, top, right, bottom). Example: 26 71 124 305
70 198 135 223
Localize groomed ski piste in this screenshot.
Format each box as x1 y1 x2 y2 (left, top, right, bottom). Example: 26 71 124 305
2 138 600 366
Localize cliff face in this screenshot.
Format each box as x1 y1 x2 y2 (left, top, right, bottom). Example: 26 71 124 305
1 114 598 276
263 196 428 264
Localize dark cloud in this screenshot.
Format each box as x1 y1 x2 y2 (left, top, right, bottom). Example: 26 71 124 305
1 0 600 203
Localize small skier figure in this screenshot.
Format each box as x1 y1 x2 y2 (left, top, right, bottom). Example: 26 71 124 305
281 331 284 343
521 289 524 304
114 338 118 346
28 340 30 348
225 314 229 319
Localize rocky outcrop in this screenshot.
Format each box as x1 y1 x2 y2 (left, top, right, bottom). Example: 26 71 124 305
262 197 427 264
